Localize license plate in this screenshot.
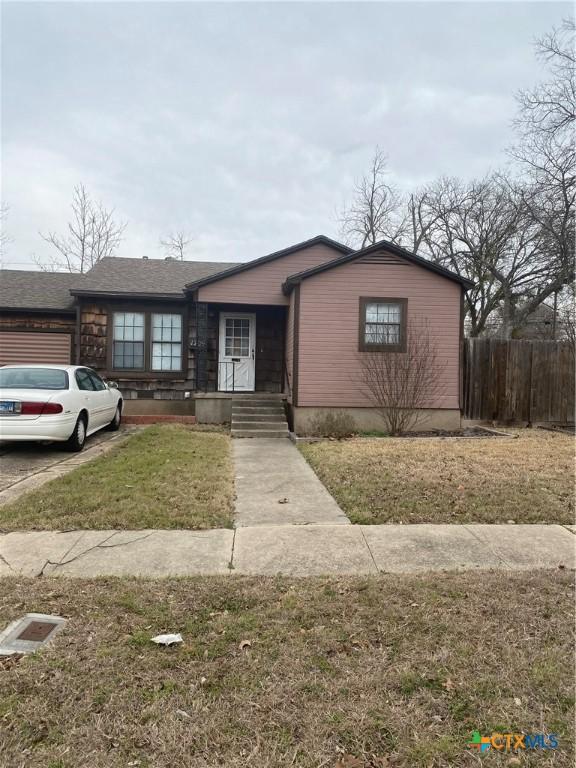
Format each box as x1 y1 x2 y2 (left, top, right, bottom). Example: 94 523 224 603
0 401 16 414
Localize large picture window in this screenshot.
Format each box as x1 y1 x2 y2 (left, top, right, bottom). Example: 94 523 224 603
110 310 184 373
359 297 407 352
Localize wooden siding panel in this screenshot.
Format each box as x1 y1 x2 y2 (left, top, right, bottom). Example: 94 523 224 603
297 261 461 408
197 244 341 305
0 331 71 365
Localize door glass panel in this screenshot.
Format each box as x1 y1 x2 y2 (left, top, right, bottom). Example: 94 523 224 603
225 318 250 357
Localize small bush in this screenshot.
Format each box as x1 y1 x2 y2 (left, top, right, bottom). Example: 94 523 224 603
307 411 356 439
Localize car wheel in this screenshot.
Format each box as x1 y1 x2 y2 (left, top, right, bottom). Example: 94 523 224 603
65 415 87 452
107 404 122 431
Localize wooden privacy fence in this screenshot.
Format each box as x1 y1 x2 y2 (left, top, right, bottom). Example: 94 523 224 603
463 338 575 424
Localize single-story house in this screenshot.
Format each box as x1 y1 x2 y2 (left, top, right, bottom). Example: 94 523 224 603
0 235 472 432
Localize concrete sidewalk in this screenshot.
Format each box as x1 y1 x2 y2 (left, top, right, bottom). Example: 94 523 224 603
233 438 350 526
0 524 573 577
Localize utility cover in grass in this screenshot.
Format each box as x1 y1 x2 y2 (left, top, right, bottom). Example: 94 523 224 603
0 613 66 655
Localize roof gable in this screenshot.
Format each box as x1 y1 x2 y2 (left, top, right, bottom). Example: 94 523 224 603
282 239 474 292
185 235 352 292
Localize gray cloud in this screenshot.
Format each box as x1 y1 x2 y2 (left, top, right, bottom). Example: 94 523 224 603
1 1 569 268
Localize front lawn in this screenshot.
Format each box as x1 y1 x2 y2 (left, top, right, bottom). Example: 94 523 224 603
299 429 574 524
0 572 573 767
0 425 234 530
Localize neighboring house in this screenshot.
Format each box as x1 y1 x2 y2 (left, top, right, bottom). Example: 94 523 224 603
0 235 472 431
483 301 561 340
511 303 561 340
0 271 82 364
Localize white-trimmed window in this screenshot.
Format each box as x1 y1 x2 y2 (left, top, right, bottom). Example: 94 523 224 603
113 313 145 369
151 314 182 371
111 311 184 372
359 297 407 352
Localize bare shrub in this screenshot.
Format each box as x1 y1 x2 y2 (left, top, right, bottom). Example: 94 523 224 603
359 317 446 435
307 411 357 439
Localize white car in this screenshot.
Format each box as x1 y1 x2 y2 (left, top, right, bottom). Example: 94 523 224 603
0 365 123 451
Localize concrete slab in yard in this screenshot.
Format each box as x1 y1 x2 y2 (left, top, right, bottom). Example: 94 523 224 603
47 529 234 577
233 439 350 526
0 529 234 577
465 524 575 570
233 524 377 575
361 524 507 573
0 531 87 577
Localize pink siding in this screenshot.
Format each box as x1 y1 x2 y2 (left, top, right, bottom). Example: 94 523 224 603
198 243 341 305
285 290 296 403
297 257 462 409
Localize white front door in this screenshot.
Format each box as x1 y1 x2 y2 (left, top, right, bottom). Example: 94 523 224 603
218 313 256 392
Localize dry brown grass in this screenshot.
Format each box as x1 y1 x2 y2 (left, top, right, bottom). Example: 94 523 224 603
0 425 234 531
0 572 573 767
300 429 575 524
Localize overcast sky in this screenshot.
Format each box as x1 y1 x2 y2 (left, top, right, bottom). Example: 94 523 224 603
1 0 570 269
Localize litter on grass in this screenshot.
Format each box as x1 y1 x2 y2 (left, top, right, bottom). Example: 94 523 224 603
151 633 183 646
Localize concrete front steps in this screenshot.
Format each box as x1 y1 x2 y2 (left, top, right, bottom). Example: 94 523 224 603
231 396 289 438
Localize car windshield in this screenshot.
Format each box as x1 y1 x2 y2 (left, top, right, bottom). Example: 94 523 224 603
0 368 69 390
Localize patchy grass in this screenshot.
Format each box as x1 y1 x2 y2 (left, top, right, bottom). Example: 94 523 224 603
0 425 234 530
0 572 573 767
299 429 574 524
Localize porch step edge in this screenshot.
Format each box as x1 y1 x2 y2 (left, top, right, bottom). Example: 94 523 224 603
228 393 285 400
232 409 286 415
231 401 286 408
232 428 290 438
232 414 287 422
231 421 289 429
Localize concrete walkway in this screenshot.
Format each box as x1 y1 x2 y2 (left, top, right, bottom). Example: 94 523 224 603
233 438 350 526
0 524 573 577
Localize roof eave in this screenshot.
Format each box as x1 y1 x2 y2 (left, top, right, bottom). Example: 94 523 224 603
0 306 76 315
70 289 187 300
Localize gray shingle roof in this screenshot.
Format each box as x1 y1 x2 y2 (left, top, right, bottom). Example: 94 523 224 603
71 257 240 297
0 270 82 312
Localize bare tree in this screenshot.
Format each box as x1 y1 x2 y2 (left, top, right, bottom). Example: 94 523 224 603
508 18 575 334
514 18 575 141
0 203 11 260
419 172 574 338
38 184 126 273
359 317 446 435
159 231 192 260
339 148 404 247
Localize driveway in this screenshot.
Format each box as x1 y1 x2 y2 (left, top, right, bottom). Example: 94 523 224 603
0 427 135 506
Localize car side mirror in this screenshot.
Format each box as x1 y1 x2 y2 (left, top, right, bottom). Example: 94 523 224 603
107 381 119 389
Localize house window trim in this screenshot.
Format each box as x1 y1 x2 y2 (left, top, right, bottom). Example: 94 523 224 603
105 304 188 379
358 297 408 353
